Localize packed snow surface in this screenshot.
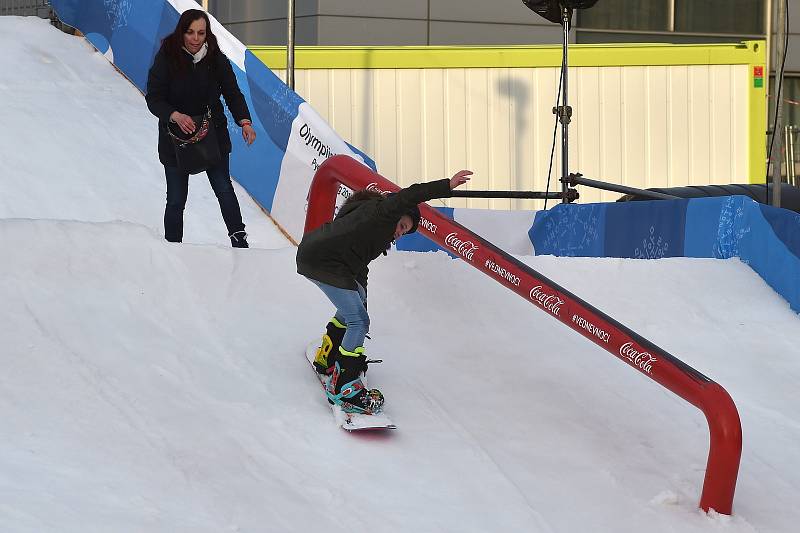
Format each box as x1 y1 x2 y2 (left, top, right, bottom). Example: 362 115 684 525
1 16 799 533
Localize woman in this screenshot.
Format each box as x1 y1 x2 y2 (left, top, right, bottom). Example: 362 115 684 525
297 170 472 413
146 9 256 248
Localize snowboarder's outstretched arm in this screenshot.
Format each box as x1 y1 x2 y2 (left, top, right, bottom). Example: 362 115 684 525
376 170 472 223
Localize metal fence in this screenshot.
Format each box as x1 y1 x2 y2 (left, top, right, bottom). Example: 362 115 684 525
0 0 51 17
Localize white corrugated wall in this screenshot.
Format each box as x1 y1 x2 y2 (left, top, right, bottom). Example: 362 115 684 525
263 45 762 210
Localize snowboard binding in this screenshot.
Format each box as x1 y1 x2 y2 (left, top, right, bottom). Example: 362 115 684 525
333 386 385 414
325 356 385 414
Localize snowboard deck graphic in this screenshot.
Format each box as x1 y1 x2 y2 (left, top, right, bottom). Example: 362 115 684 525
305 342 396 431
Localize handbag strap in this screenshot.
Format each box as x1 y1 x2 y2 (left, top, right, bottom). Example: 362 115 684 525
167 106 212 147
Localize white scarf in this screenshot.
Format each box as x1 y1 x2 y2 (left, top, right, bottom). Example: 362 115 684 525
183 42 208 64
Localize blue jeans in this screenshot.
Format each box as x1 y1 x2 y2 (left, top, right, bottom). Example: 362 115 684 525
163 155 245 242
309 279 369 352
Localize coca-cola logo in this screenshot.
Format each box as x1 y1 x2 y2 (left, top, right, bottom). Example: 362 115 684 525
571 314 610 343
484 258 521 287
528 285 564 317
366 182 390 196
444 232 478 261
619 342 657 374
419 217 437 234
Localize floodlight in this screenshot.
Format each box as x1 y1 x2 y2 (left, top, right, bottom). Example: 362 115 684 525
521 0 599 24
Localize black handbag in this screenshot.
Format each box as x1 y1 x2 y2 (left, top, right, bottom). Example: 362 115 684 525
167 107 221 175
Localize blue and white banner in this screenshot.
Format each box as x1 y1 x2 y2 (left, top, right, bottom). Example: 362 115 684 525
49 0 375 242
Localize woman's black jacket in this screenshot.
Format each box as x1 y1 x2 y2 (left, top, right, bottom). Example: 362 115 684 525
296 179 452 291
145 48 251 167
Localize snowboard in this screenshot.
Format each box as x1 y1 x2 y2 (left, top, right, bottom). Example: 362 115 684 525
305 341 396 431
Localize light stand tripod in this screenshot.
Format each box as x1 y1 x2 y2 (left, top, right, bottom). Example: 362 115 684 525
522 0 598 204
554 6 573 204
520 1 687 207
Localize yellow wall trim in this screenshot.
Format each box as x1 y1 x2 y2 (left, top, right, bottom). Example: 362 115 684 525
250 41 764 70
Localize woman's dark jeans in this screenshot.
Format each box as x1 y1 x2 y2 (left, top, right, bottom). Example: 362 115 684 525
163 155 245 242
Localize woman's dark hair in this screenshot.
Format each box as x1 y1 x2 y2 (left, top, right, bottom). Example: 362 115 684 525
342 189 384 208
159 9 220 74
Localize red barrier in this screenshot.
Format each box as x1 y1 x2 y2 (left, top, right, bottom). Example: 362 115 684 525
305 155 743 514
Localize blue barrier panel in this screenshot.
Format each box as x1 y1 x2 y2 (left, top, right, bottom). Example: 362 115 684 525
531 196 800 313
529 203 607 257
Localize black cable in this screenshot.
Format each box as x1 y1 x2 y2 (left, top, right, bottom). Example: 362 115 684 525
544 56 565 211
766 0 790 193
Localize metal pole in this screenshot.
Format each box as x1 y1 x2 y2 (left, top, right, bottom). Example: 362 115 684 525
287 0 295 89
764 0 774 192
450 190 571 200
667 0 675 32
791 126 798 187
560 7 571 204
784 125 793 185
787 126 797 186
427 0 431 45
565 173 681 200
765 0 773 113
772 0 786 208
792 126 797 187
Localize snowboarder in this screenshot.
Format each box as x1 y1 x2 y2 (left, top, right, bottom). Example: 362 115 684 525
297 170 472 412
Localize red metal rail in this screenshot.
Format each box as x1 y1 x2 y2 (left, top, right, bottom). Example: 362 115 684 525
305 155 743 514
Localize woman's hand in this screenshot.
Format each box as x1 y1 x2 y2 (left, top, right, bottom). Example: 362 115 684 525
449 170 473 189
170 111 196 134
242 123 256 146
